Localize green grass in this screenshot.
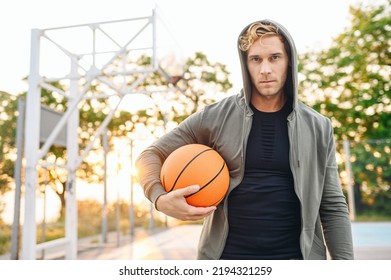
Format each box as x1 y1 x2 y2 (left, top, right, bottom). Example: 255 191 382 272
355 212 391 222
0 223 12 255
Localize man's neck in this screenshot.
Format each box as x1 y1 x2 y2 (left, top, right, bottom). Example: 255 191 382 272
251 93 286 112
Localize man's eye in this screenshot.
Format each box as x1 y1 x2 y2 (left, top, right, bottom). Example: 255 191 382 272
271 55 280 61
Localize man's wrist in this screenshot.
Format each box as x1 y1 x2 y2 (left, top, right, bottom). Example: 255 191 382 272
154 193 166 211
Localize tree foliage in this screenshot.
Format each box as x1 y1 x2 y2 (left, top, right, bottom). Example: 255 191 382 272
0 52 232 221
298 1 390 214
0 91 18 218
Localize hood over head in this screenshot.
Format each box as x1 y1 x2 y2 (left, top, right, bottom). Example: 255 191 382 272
237 19 299 111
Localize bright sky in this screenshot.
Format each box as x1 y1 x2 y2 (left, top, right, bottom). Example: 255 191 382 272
1 0 365 96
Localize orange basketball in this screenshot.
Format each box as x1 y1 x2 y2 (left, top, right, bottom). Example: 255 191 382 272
160 144 230 207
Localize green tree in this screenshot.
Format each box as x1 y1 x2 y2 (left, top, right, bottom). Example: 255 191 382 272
298 1 391 215
0 91 18 221
175 51 233 119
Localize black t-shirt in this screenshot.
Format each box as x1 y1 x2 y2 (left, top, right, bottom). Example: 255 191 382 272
221 101 302 260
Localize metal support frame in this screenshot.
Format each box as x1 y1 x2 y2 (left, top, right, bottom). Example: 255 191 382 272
10 98 25 260
21 8 179 259
22 28 41 260
343 140 356 221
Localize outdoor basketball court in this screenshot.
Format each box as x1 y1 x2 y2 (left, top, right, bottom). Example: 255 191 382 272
76 222 391 260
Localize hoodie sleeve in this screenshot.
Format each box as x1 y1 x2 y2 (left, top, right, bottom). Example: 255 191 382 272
319 122 354 259
135 111 202 206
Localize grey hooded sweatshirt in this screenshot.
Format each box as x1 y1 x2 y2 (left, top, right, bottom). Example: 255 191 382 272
136 19 354 260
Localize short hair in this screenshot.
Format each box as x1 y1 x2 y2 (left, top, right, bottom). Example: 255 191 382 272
239 22 290 57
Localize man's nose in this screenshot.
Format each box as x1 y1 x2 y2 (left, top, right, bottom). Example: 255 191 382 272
259 61 272 75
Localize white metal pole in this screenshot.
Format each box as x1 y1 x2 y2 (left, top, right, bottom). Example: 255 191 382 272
102 128 108 243
21 28 42 260
65 58 79 259
343 140 356 221
116 150 121 247
10 98 25 260
129 140 135 237
152 7 158 70
149 204 155 232
40 175 47 259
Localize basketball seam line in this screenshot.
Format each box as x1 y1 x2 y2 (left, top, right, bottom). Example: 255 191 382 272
166 148 213 192
185 161 226 199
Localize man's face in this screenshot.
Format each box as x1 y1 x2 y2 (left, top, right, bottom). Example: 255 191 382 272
246 35 289 100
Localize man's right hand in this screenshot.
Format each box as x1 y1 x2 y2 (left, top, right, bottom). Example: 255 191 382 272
155 185 217 221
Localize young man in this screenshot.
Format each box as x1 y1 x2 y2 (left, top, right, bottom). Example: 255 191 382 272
136 20 354 260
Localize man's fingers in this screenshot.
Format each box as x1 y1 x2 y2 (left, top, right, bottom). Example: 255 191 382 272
180 205 217 221
159 185 217 221
173 184 200 197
